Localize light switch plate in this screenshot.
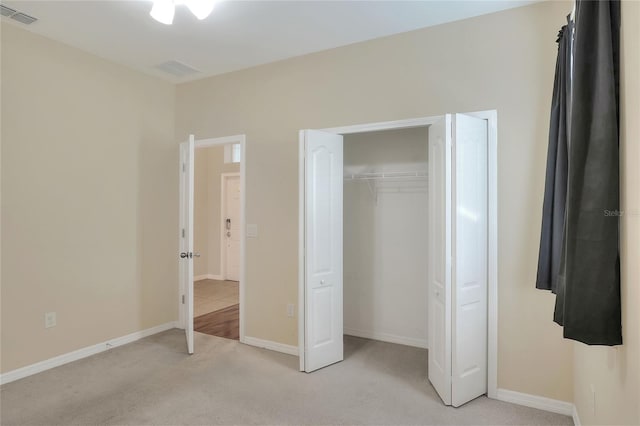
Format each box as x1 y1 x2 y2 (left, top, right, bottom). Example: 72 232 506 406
247 224 258 238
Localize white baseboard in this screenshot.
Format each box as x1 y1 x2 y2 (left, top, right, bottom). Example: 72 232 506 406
194 274 223 281
572 404 581 426
495 388 574 416
0 321 177 385
344 327 428 349
242 336 298 356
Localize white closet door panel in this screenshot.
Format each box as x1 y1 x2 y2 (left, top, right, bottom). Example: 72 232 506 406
427 115 452 405
303 129 344 372
451 113 488 407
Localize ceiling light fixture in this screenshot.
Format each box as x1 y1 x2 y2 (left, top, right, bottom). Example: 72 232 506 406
150 0 217 25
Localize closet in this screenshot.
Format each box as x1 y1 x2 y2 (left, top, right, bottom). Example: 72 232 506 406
299 113 491 408
343 127 429 349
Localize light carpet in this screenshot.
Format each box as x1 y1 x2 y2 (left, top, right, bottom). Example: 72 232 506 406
0 330 572 425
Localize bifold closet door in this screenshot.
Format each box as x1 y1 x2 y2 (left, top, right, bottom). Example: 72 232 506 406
451 114 488 407
428 115 453 405
428 114 488 407
301 129 344 372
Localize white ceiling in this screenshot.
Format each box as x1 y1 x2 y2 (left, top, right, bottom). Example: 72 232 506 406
2 0 539 83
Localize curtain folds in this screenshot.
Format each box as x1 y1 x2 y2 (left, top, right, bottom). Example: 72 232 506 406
536 19 572 293
538 0 622 346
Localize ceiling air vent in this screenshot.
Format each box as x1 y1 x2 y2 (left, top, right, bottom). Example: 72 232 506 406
0 3 37 24
0 4 16 17
155 60 201 78
11 12 37 25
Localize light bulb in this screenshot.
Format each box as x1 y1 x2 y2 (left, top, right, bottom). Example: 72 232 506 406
150 0 175 25
185 0 216 20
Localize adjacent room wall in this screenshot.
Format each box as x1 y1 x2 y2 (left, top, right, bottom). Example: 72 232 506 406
1 25 177 372
343 128 429 347
572 1 640 424
193 146 240 279
176 1 575 401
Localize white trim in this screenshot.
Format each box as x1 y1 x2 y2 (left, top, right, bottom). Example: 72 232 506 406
194 135 245 147
179 134 247 344
321 116 441 135
301 112 498 398
0 322 177 385
194 274 223 281
465 109 499 399
495 389 574 416
220 172 241 281
242 336 299 356
572 404 581 426
344 328 428 349
297 131 306 371
239 141 246 342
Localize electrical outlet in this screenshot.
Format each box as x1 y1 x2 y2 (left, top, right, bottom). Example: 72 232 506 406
287 303 295 318
247 224 258 238
45 312 56 328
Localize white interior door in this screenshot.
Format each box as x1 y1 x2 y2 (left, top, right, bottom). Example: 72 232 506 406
428 115 453 405
451 113 488 407
302 129 344 373
224 174 241 281
179 134 195 354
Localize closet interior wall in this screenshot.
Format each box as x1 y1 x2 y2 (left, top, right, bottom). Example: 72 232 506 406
343 127 430 348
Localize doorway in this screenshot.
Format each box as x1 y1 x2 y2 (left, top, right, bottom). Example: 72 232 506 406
179 135 246 354
298 112 498 407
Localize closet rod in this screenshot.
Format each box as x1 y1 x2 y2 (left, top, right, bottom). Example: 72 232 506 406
344 171 427 181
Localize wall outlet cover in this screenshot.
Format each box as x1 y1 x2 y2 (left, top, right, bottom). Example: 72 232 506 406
247 224 258 238
45 312 56 328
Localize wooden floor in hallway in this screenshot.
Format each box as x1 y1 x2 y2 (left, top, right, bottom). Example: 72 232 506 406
194 304 239 340
193 279 239 340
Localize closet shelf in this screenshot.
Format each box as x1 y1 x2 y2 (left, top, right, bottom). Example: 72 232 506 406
343 171 427 181
345 171 428 204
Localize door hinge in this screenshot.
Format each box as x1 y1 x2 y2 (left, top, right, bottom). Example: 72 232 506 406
182 163 186 172
181 228 185 238
182 295 185 304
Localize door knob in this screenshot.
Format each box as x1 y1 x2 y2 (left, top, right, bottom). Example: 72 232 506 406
180 252 200 259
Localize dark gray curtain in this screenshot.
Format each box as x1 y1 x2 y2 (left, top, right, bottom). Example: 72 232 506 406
536 18 572 293
539 0 622 346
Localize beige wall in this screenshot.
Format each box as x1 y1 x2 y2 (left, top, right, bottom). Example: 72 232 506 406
176 1 575 401
1 25 177 372
572 1 640 424
193 146 240 278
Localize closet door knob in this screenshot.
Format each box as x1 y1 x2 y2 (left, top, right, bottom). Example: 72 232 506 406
320 280 325 285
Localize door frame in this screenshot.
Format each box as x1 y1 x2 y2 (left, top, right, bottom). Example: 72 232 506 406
298 111 498 400
220 172 241 281
179 134 247 343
